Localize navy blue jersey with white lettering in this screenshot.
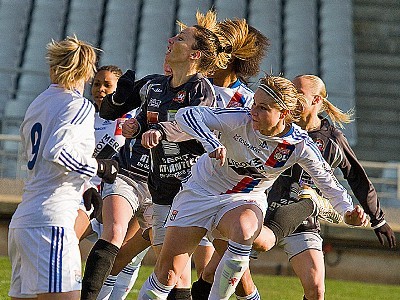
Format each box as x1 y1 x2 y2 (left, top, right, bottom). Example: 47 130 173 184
134 73 215 205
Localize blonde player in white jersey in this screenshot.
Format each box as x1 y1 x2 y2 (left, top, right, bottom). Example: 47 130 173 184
191 17 270 300
138 75 367 300
7 36 119 300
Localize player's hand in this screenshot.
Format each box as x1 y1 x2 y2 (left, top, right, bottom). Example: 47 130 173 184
113 70 136 104
209 147 226 166
83 187 103 220
122 118 139 138
141 129 162 149
96 159 119 184
374 222 396 248
344 205 369 227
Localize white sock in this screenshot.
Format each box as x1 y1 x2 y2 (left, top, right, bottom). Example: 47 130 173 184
236 286 260 300
109 262 141 299
209 240 251 300
138 272 174 300
97 274 117 300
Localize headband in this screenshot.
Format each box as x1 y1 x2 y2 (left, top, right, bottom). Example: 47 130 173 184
258 83 289 110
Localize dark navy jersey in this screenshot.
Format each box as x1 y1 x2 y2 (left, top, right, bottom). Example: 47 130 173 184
99 74 162 183
134 73 215 205
267 117 385 232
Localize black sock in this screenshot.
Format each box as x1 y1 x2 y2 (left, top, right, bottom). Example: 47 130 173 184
81 239 119 300
191 276 212 300
167 287 192 300
265 198 315 244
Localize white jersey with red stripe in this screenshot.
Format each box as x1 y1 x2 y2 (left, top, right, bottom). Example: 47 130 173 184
214 79 254 108
10 84 98 228
175 106 353 216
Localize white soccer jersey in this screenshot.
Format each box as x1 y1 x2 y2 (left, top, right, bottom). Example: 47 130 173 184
175 106 353 216
214 79 254 108
10 84 98 228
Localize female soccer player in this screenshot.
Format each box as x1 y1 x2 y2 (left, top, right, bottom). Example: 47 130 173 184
265 74 396 300
191 17 270 300
82 10 232 300
8 36 117 300
138 75 367 300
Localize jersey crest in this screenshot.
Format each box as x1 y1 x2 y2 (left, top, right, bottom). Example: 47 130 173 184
173 90 186 103
265 142 295 168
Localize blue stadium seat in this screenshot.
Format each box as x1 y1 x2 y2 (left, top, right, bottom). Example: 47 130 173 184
65 0 104 45
283 0 318 79
214 0 247 19
176 0 212 26
248 0 283 83
100 0 141 71
23 0 67 72
16 74 49 100
135 0 175 78
0 0 32 70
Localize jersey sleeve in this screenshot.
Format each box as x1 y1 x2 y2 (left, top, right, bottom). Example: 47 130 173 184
297 138 354 216
175 106 249 153
43 98 98 178
335 130 385 226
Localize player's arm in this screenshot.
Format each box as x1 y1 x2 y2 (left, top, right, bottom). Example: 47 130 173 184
336 131 396 246
100 72 158 120
297 139 355 217
43 98 98 177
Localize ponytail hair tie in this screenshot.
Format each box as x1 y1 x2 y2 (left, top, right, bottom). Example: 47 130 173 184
218 44 233 54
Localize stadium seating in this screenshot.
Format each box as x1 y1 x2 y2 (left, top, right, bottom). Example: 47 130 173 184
135 0 176 78
176 0 212 26
283 0 319 79
247 0 282 85
320 0 357 144
65 0 104 45
0 0 359 176
100 0 141 71
214 0 247 19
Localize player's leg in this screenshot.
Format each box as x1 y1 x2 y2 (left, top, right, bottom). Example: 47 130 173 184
210 204 263 300
82 175 137 300
285 233 325 300
75 208 91 240
192 239 214 278
138 226 206 299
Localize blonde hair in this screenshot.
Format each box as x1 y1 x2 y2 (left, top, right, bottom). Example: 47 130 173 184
46 35 98 90
295 75 353 128
216 19 269 81
259 75 304 123
177 10 231 73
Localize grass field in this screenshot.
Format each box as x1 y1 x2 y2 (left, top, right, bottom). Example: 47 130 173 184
1 256 399 299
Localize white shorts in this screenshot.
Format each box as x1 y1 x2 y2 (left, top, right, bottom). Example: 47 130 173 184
102 174 153 237
279 232 323 260
8 226 81 298
165 180 266 238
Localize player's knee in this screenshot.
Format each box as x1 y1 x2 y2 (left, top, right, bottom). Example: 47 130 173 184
230 220 260 243
252 227 275 252
163 269 179 287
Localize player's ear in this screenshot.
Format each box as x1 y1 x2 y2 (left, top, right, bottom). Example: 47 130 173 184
280 109 289 119
190 50 201 60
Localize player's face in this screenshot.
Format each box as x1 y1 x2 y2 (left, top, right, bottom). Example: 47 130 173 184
293 77 315 117
91 70 119 108
165 27 197 66
251 89 284 136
